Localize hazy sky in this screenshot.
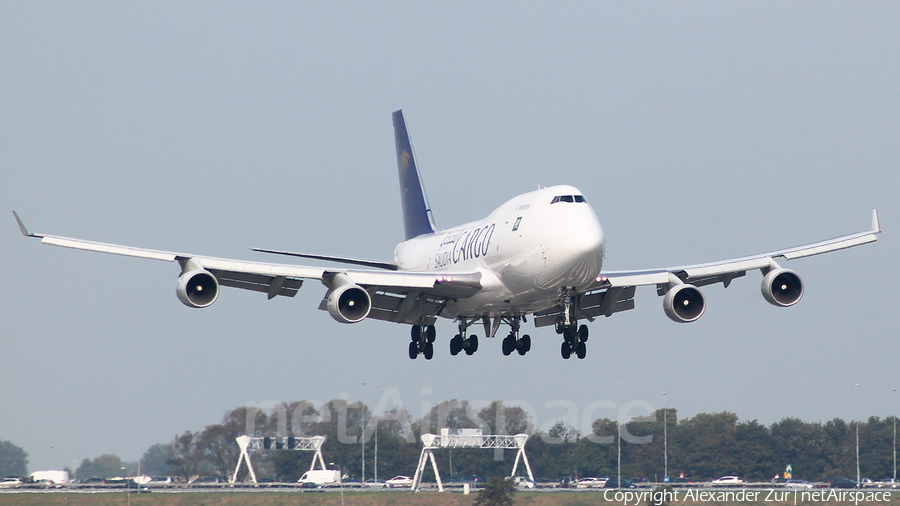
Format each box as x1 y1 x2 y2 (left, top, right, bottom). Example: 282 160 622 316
2 2 898 473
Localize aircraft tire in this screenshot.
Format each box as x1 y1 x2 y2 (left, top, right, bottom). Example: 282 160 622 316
561 341 572 359
520 334 531 353
576 341 587 359
408 341 418 359
555 317 565 334
502 335 515 356
426 325 436 343
450 335 462 356
465 335 478 355
423 342 434 360
411 325 421 342
579 325 589 342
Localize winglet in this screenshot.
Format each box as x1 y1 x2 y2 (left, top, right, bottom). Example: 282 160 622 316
12 211 38 238
871 208 881 233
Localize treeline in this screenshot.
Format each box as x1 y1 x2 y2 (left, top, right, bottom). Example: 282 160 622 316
75 401 897 483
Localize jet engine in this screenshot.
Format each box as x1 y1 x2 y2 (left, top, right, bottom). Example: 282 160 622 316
663 283 706 323
326 277 371 324
761 268 804 307
176 268 220 308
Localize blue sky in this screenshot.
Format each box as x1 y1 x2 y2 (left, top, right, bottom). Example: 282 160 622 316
2 2 898 472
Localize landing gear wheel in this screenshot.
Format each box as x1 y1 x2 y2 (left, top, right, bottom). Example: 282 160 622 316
408 341 418 359
423 342 434 360
465 335 478 355
411 325 421 342
579 325 589 342
576 341 587 359
450 335 463 356
518 334 531 355
426 325 436 343
555 317 565 335
561 341 572 359
502 334 515 356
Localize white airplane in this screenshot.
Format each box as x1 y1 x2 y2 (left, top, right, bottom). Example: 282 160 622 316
14 110 881 360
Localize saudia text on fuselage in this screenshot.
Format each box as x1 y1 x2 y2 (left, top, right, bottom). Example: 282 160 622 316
433 223 496 269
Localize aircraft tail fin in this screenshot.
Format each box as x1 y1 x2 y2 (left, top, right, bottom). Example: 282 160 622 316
393 110 436 240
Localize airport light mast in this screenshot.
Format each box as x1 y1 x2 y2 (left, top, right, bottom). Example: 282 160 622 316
663 392 668 482
856 384 861 487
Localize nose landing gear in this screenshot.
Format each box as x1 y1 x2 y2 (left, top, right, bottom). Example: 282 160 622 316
557 288 589 359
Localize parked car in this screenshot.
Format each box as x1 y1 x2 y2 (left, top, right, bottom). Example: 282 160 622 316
575 477 608 488
785 480 814 490
605 478 636 488
458 475 483 487
0 477 22 488
826 477 859 489
385 475 413 488
513 476 535 489
711 476 744 484
191 476 223 484
873 479 898 488
147 476 174 486
364 479 388 489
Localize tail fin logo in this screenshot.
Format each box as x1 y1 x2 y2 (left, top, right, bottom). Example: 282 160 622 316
399 150 410 180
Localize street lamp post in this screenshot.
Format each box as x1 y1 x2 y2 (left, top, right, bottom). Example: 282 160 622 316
856 384 861 487
893 388 897 483
663 392 668 482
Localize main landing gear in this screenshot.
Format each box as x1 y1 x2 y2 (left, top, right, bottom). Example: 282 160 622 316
449 318 478 356
501 316 531 356
557 288 588 359
408 324 436 360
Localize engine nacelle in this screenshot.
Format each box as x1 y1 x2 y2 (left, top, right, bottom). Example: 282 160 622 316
761 268 804 307
663 283 706 323
326 282 371 324
176 269 220 308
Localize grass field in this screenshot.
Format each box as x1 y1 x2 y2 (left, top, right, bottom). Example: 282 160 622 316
0 490 895 506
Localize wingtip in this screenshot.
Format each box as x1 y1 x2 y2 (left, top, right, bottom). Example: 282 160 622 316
12 211 32 237
871 208 881 233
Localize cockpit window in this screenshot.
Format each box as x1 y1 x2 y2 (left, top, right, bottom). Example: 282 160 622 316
550 195 587 204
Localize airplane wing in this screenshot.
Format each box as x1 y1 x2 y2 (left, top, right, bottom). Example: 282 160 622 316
13 212 481 324
534 209 881 327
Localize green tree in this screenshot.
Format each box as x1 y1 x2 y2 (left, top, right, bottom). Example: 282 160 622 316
165 431 203 481
75 454 125 480
140 443 173 477
473 476 516 506
0 440 28 477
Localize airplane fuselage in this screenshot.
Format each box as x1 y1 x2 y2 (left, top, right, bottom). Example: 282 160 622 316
394 185 606 318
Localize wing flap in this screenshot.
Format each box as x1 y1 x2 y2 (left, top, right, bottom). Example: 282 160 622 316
211 269 304 298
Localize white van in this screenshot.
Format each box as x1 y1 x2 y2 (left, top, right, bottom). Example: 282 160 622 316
29 471 69 484
298 470 341 486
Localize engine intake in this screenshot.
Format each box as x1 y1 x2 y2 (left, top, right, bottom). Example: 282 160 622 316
176 269 220 308
326 280 371 324
663 283 706 323
761 268 804 307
